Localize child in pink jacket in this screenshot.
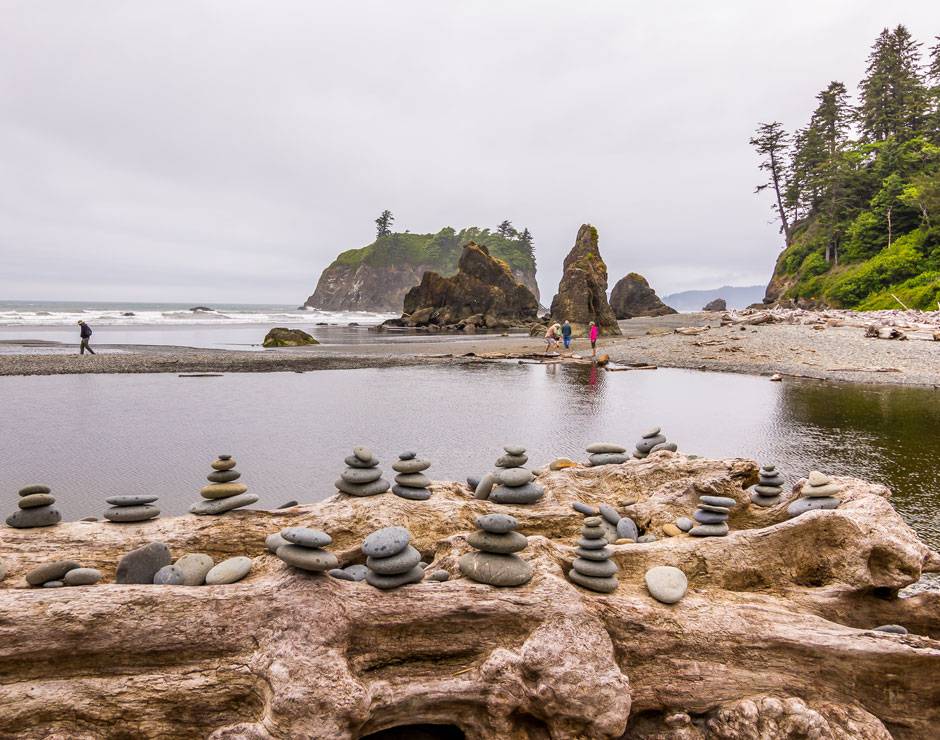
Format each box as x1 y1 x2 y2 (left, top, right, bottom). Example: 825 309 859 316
589 321 599 357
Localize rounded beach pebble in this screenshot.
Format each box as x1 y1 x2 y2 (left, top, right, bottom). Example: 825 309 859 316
645 566 688 604
205 556 253 585
63 567 102 586
362 526 410 558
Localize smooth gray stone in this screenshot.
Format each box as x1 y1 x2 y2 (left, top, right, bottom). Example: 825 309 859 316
645 565 688 604
18 493 55 509
329 564 369 581
588 453 629 466
342 467 383 484
476 513 518 534
392 485 433 500
689 523 729 537
266 532 288 553
576 546 613 561
568 570 619 593
583 516 603 527
281 527 332 548
572 502 599 516
503 445 526 456
6 506 61 528
398 451 416 460
277 545 338 572
205 556 252 585
394 472 431 488
635 434 666 453
699 495 736 508
599 504 620 526
581 525 606 539
392 458 431 474
474 473 496 500
366 564 425 589
650 442 678 453
641 427 661 438
362 526 411 557
104 505 160 523
276 500 299 509
174 553 214 585
698 504 731 514
207 469 242 483
429 570 450 582
344 455 379 469
367 545 422 575
758 474 784 486
754 485 783 496
353 446 373 462
807 471 830 486
637 534 658 543
693 510 729 524
873 624 908 635
189 493 259 515
153 565 185 585
495 454 528 468
675 517 694 532
496 468 534 487
335 478 390 497
217 454 233 461
577 537 608 550
459 552 532 587
105 495 158 506
42 580 64 588
802 483 842 498
19 484 51 496
787 497 840 517
116 542 171 584
489 482 544 504
468 530 527 554
467 476 481 490
750 491 781 507
616 517 639 541
586 442 626 454
761 464 777 473
26 560 81 586
632 450 648 459
572 558 618 578
63 567 102 586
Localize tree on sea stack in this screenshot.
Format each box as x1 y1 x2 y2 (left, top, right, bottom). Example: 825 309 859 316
497 219 517 238
750 121 792 244
375 209 394 238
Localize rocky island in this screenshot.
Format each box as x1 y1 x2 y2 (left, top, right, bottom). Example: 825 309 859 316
609 273 677 319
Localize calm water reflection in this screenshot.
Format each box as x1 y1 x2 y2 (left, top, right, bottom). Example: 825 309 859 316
1 364 938 548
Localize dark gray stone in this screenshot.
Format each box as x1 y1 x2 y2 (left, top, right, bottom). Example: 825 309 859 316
116 542 171 584
699 495 736 508
277 545 338 572
589 453 629 466
42 580 64 588
467 476 480 490
753 485 783 496
599 504 620 526
496 468 533 487
637 534 658 543
335 478 390 497
576 546 613 561
577 537 608 550
787 497 840 517
583 516 603 527
693 510 729 524
489 482 544 504
281 527 332 548
750 491 781 507
63 567 102 586
153 565 185 585
689 523 729 537
641 427 661 438
429 570 450 582
362 526 411 557
344 455 379 469
568 570 618 593
476 513 518 534
649 442 678 453
572 558 618 578
503 445 526 456
392 485 433 500
495 454 528 468
872 624 908 635
474 473 496 500
17 493 55 509
367 545 421 575
276 500 299 509
392 458 431 474
189 493 259 515
468 530 528 554
207 470 242 483
18 484 51 496
334 564 369 581
572 502 599 516
458 552 532 586
635 434 667 453
6 506 61 529
26 560 81 586
675 517 694 532
104 505 160 523
616 517 639 541
105 495 159 506
394 472 431 488
581 525 606 539
398 451 416 460
586 442 626 454
353 446 373 462
366 564 425 589
266 532 288 553
342 467 383 484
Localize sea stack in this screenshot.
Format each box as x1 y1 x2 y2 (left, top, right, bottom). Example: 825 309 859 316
363 526 424 588
568 515 619 593
751 465 785 507
335 446 390 497
689 494 736 537
104 495 160 523
190 455 258 515
487 446 544 505
459 514 533 587
6 485 62 529
632 427 677 459
787 471 842 518
549 224 621 337
585 442 628 466
391 451 433 500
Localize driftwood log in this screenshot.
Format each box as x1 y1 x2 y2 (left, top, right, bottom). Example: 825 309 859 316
1 454 938 739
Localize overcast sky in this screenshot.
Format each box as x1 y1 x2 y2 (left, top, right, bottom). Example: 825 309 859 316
1 2 936 304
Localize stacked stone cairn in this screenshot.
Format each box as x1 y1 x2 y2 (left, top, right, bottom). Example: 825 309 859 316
275 527 338 574
392 451 432 500
459 513 532 587
363 526 424 588
6 485 61 528
632 427 677 459
336 446 390 497
689 494 736 537
787 471 841 518
750 464 785 507
190 455 258 515
586 442 629 466
568 515 619 593
25 560 102 588
475 446 544 504
104 495 160 523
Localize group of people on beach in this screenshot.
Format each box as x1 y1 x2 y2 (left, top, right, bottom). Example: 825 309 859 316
544 319 600 357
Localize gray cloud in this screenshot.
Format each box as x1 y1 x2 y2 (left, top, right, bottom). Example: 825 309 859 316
1 1 936 303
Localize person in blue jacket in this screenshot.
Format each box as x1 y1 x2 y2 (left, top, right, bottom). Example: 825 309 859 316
78 320 96 355
561 320 573 350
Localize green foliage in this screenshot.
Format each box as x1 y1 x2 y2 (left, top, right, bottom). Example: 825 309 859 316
800 251 830 278
823 231 927 305
856 270 940 310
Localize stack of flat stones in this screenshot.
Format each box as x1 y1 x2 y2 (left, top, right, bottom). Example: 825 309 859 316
788 471 842 518
6 485 61 528
336 446 390 497
273 527 338 574
459 513 532 587
190 455 258 515
689 494 736 537
475 446 544 504
104 495 160 523
751 464 785 507
586 443 628 466
568 515 619 593
25 560 102 588
363 526 424 588
392 452 432 500
632 427 677 459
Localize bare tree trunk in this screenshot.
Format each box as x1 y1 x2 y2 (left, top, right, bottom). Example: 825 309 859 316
769 151 792 244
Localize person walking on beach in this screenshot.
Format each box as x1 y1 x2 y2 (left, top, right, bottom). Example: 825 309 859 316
561 320 572 351
78 320 95 355
589 320 599 358
544 323 560 352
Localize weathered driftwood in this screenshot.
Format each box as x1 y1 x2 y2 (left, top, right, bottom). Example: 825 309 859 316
1 454 938 739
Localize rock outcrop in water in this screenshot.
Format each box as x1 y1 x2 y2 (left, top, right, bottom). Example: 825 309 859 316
262 327 319 348
1 453 938 738
609 273 677 319
388 242 539 331
549 224 621 336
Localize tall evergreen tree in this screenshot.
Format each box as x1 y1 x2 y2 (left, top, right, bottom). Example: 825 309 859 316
496 220 516 238
375 210 394 238
750 121 793 243
857 25 928 142
927 36 940 142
